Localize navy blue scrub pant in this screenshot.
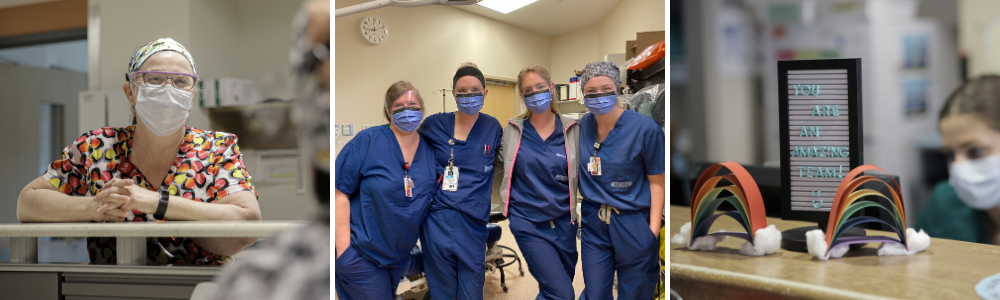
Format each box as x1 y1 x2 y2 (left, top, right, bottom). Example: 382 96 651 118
421 207 488 300
578 201 659 300
335 245 408 300
509 212 579 300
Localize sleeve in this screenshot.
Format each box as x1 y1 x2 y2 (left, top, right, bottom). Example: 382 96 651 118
494 124 507 176
642 124 667 176
211 135 258 201
42 132 92 196
334 131 371 197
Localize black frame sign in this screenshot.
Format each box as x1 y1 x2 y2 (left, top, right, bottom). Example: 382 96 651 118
778 58 863 222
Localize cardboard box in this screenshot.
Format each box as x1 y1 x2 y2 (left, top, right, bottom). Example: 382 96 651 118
199 78 259 107
207 102 298 149
635 31 665 55
626 40 637 60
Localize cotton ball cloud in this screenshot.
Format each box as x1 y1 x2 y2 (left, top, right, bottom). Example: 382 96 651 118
740 224 781 256
670 221 727 251
670 222 692 246
806 229 847 260
877 228 931 256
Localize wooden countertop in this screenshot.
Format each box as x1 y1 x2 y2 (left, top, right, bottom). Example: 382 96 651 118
669 205 1000 300
0 221 304 237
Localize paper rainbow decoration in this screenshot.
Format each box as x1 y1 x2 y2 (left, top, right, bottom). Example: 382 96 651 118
807 164 930 260
688 161 769 246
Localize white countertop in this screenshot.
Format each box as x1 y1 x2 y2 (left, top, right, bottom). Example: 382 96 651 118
0 221 305 237
0 263 223 276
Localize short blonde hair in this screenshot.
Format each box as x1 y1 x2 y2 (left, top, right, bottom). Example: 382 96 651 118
383 81 425 123
458 62 478 70
516 64 559 119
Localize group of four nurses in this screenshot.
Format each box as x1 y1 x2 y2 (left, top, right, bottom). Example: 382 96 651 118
335 61 665 300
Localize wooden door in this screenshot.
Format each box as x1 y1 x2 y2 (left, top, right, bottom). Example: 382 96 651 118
482 82 516 125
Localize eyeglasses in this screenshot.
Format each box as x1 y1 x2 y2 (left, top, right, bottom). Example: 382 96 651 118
129 71 200 91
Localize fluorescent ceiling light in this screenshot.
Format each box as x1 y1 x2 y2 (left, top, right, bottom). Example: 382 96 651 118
477 0 538 14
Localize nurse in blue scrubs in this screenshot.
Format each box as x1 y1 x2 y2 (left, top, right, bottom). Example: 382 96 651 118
576 61 666 300
419 62 503 300
334 81 437 300
499 64 580 300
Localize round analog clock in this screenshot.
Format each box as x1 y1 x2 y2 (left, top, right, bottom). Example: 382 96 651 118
361 16 387 45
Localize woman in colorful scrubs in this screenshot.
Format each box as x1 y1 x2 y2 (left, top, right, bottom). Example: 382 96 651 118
334 81 437 299
419 62 503 299
16 38 260 265
576 61 665 299
498 64 579 300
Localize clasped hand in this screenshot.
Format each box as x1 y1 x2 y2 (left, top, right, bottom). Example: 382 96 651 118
91 178 160 222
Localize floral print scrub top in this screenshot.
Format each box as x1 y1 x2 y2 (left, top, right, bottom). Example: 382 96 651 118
42 125 258 265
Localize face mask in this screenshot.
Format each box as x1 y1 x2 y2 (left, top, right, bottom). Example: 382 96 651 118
392 107 423 132
523 90 552 114
135 84 192 136
949 154 1000 210
583 91 617 115
455 92 484 115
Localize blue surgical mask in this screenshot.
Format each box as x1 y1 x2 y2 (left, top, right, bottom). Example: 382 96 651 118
583 91 617 115
455 92 484 115
523 90 552 114
391 107 423 132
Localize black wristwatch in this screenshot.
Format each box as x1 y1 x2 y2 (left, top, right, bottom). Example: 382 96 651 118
153 189 170 220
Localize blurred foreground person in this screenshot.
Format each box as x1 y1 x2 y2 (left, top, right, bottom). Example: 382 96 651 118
212 0 331 299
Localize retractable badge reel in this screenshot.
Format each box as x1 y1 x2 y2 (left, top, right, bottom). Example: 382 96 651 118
588 142 602 176
404 162 414 198
443 139 460 191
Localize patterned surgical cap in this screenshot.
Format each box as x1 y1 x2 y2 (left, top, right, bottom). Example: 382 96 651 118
127 38 197 75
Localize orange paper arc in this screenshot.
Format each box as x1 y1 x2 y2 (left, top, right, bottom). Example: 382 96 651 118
824 165 904 246
689 161 768 234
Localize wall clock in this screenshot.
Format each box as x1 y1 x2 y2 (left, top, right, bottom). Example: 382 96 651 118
361 16 387 44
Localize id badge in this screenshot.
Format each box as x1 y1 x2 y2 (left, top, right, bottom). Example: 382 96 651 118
443 166 459 191
404 176 414 197
589 157 602 176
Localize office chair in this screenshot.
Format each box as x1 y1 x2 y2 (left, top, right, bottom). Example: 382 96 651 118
486 204 524 292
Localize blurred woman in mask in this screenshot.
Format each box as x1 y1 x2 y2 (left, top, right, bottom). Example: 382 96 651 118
916 75 1000 244
16 37 261 265
498 64 579 300
419 62 504 299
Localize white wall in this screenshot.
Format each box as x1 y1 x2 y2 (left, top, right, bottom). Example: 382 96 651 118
548 0 666 86
0 64 87 259
89 0 317 220
334 2 552 153
550 25 600 86
959 0 1000 77
597 0 667 60
864 19 959 219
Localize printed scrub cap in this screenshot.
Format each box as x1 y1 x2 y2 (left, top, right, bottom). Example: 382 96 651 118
127 38 197 75
580 61 621 91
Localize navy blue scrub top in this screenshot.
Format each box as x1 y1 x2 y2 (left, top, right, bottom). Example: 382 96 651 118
510 117 571 223
419 112 503 224
335 125 438 268
578 110 665 210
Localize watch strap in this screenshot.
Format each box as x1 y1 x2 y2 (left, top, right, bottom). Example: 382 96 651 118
154 189 169 220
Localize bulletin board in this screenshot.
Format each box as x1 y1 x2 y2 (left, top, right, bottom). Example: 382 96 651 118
778 58 863 222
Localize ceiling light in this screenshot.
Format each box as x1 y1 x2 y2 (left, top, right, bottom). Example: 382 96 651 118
477 0 538 14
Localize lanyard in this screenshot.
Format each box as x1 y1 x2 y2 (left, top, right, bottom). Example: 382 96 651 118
593 142 601 157
448 139 456 168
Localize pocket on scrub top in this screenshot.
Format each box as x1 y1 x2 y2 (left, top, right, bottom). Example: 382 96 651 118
481 154 496 173
606 162 638 189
